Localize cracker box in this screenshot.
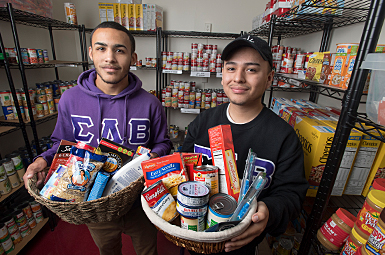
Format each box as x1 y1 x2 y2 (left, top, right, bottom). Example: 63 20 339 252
362 142 385 196
98 3 114 23
120 3 129 29
96 138 135 174
141 153 188 196
128 4 136 30
294 117 336 197
113 3 121 24
343 132 382 195
44 140 77 183
320 119 362 196
329 53 348 87
208 125 240 201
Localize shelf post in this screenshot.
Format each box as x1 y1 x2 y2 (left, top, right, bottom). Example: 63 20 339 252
298 0 385 253
7 3 42 156
78 25 86 72
82 25 88 70
0 31 33 161
48 25 59 80
265 14 277 106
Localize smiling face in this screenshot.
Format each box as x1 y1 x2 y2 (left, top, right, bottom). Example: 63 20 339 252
89 28 137 94
221 47 274 108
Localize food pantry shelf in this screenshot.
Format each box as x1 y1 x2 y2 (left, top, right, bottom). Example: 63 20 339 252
0 113 58 127
348 113 385 143
250 0 371 39
0 7 80 30
0 184 23 203
0 60 88 69
0 126 19 137
163 30 240 40
8 218 49 255
85 28 157 37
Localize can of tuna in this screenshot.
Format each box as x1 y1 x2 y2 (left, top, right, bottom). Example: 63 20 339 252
27 217 37 229
176 200 207 218
0 223 8 240
33 210 43 224
2 216 18 235
13 210 27 227
192 165 219 196
206 193 237 228
0 176 11 195
142 180 179 222
1 235 14 254
18 223 31 238
177 181 210 207
181 215 205 232
10 229 22 244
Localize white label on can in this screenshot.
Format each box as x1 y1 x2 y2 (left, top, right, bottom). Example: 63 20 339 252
176 201 207 218
1 236 14 252
3 161 15 175
181 216 205 232
206 205 232 229
177 182 209 207
0 225 8 240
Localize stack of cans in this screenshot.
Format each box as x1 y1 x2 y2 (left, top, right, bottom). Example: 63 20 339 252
4 48 49 65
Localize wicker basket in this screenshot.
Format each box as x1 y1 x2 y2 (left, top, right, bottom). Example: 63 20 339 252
27 174 145 225
141 195 258 254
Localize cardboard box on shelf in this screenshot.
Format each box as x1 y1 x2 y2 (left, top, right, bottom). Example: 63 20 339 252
147 4 163 31
362 142 385 196
329 53 347 87
343 132 382 195
98 3 114 23
113 3 122 24
135 4 144 31
128 4 136 30
120 3 129 29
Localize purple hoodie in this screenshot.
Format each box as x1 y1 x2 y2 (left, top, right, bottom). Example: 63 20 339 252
39 69 172 165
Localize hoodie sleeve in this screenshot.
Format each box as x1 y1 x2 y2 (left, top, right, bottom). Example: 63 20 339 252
260 131 309 236
36 92 77 166
148 102 172 157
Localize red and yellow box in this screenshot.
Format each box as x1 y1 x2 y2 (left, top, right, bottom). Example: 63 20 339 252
208 125 240 201
141 153 188 196
181 153 202 181
362 142 385 196
128 4 136 30
120 3 128 29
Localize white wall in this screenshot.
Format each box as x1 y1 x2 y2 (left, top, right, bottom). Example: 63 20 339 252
0 0 384 156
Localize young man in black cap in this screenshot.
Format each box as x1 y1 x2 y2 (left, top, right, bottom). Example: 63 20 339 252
182 34 308 254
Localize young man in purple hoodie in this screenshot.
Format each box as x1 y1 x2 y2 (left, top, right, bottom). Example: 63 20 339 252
23 22 172 255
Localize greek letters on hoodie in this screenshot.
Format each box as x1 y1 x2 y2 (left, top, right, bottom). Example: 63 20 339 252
39 69 172 165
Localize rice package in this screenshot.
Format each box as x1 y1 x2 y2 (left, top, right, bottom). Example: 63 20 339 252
40 165 68 200
50 147 107 202
305 52 327 82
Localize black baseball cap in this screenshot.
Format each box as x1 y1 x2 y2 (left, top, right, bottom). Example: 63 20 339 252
221 34 273 69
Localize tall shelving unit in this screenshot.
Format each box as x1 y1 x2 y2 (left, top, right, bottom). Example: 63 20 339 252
250 0 385 254
0 3 87 160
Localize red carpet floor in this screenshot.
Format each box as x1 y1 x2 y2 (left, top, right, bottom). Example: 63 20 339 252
19 216 190 255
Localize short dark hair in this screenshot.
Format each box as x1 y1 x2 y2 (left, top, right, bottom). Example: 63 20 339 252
90 21 135 53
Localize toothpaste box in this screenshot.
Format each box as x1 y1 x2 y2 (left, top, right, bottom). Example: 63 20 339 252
103 153 150 196
294 116 336 197
87 172 110 201
362 142 385 196
141 153 188 196
344 132 382 195
44 140 77 183
208 125 240 201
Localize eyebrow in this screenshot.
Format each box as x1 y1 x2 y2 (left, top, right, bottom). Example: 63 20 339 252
225 61 260 66
94 42 128 49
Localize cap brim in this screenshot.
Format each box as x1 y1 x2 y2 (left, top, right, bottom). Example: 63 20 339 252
221 40 257 61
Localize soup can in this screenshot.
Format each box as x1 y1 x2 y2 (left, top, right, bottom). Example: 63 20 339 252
181 215 205 232
0 176 11 195
10 229 22 244
176 200 207 218
206 193 237 228
192 165 219 196
2 216 18 235
0 235 14 254
43 49 49 62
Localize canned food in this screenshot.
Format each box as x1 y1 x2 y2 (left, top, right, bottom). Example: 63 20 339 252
0 223 8 240
42 102 49 115
20 48 29 64
33 211 43 224
10 229 22 244
47 100 55 114
142 180 178 222
181 215 205 232
13 210 27 227
176 200 207 218
2 216 18 235
18 223 31 238
177 181 210 207
1 235 14 254
27 48 38 64
64 3 77 25
2 159 15 176
29 199 42 213
28 217 37 229
192 165 219 196
206 193 237 228
43 49 49 63
19 202 33 219
37 49 44 64
0 91 11 106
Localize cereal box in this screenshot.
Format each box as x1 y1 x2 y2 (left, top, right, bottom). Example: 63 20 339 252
340 55 356 89
344 132 382 195
135 4 144 31
294 116 335 197
306 52 326 82
98 3 114 23
329 53 348 87
141 153 188 196
208 125 240 201
319 53 335 85
120 3 129 29
128 4 136 30
280 106 306 128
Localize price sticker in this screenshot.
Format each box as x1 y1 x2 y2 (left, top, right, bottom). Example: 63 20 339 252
190 71 210 77
130 66 137 71
216 73 222 78
163 70 182 74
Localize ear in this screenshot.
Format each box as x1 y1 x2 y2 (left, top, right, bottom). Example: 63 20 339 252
131 52 138 66
265 69 274 90
88 46 93 61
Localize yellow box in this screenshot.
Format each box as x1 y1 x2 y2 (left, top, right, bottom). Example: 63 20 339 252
98 3 114 23
320 119 362 196
128 4 136 30
294 116 335 197
135 4 144 31
120 4 129 30
362 141 385 196
343 133 382 195
113 3 121 24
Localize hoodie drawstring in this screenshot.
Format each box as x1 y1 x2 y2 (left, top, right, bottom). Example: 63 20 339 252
97 94 101 143
122 95 128 143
